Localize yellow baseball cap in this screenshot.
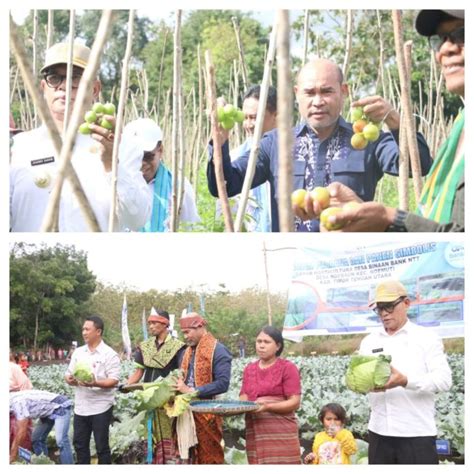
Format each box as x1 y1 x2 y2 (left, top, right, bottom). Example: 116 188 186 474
40 42 91 73
369 280 408 306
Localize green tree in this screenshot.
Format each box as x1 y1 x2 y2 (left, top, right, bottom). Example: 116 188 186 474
10 243 96 351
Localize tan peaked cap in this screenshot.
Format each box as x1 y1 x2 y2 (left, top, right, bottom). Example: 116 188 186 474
40 42 91 73
369 280 408 306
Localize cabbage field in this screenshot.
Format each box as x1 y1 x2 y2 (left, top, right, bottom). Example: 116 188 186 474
27 354 464 464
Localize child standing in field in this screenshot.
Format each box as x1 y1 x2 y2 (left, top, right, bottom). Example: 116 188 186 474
303 403 356 464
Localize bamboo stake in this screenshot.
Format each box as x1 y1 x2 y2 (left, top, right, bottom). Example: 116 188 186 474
376 10 387 98
276 10 293 232
156 27 169 118
302 10 310 66
32 10 39 128
10 15 102 232
46 10 54 49
177 64 186 223
39 11 114 232
231 16 249 91
170 10 182 232
397 40 412 211
63 10 76 137
341 10 353 81
192 44 203 198
205 49 234 232
234 17 278 232
108 9 135 232
392 10 422 201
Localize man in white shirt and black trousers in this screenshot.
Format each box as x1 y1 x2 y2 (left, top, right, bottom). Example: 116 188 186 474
359 279 452 464
65 316 120 464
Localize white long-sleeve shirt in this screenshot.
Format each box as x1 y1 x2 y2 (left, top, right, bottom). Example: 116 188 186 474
10 125 151 231
359 320 452 437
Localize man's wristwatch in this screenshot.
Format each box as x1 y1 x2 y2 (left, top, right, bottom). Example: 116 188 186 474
385 209 408 232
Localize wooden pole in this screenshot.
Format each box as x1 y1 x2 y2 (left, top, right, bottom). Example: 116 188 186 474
46 10 54 49
205 49 235 232
376 10 387 98
302 10 310 66
231 16 249 91
170 10 182 232
63 10 76 138
108 10 135 231
234 16 278 232
276 10 294 232
392 10 423 201
10 14 101 232
32 10 39 128
341 10 353 81
397 40 413 211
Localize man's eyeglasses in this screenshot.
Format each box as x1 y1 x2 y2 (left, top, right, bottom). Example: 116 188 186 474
43 73 83 89
372 297 406 316
429 26 464 52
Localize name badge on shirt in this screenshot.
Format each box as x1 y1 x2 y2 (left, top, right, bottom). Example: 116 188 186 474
372 347 384 353
31 156 55 166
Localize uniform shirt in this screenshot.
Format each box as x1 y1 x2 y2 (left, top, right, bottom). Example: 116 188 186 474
359 320 452 437
208 118 432 231
65 340 120 416
10 125 151 232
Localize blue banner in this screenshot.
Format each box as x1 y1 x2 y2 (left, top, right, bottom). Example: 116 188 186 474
283 241 464 339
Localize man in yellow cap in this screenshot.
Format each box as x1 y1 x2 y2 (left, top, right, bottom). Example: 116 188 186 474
10 42 150 231
175 312 232 464
126 308 186 464
357 279 452 464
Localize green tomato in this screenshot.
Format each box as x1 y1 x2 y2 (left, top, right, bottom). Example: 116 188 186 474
84 110 97 123
78 122 91 135
221 117 235 130
92 102 105 114
350 106 364 122
100 118 114 130
103 102 116 116
217 106 226 122
234 110 245 124
362 123 380 142
223 104 236 119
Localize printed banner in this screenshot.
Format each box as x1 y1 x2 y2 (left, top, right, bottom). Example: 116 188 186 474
283 241 464 340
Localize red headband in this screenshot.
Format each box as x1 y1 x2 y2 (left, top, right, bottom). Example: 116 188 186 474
148 315 169 326
179 313 207 329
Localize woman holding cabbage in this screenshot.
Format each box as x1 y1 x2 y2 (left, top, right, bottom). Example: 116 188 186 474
239 326 301 464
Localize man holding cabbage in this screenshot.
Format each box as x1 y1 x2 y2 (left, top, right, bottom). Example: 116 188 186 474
354 280 452 464
65 315 120 464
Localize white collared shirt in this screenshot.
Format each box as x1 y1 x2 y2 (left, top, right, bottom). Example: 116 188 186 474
66 340 120 416
359 320 452 437
10 125 151 231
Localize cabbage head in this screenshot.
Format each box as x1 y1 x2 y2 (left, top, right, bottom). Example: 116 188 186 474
73 361 94 383
345 354 392 394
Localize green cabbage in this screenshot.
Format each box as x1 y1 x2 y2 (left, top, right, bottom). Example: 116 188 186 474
345 354 392 394
73 361 94 383
134 370 180 411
